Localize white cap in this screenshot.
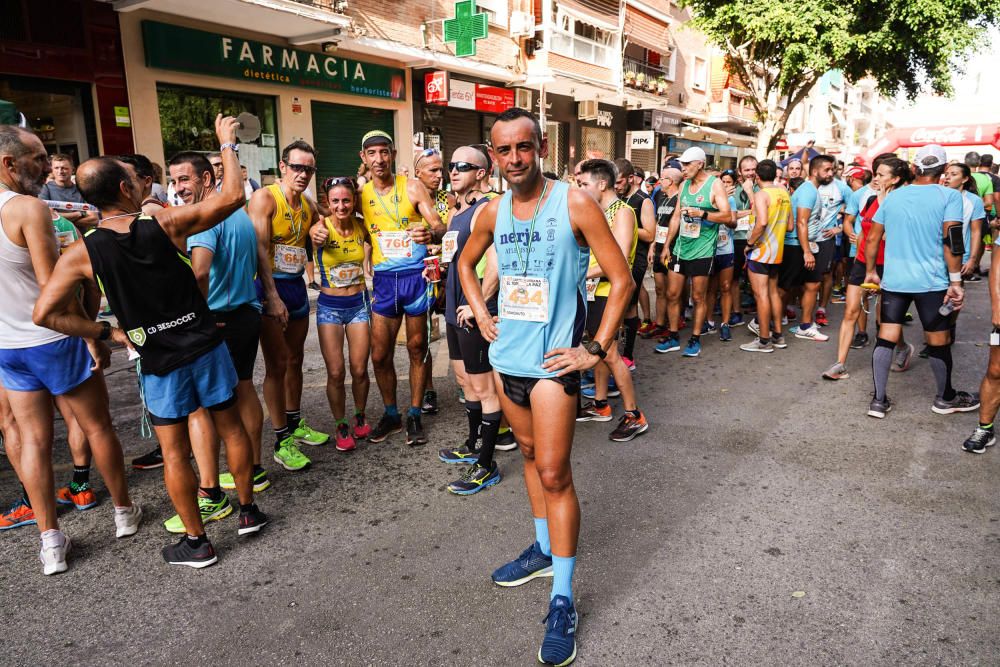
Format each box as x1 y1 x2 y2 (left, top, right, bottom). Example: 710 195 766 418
914 144 947 171
679 147 707 164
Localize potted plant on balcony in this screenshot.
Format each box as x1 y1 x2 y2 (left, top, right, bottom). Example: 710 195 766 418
656 77 668 95
635 72 646 90
645 75 658 92
625 70 637 87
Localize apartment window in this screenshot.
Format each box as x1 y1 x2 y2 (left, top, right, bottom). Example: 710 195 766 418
476 0 509 28
551 9 615 68
692 57 707 91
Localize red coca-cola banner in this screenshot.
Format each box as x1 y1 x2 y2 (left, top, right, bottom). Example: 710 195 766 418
861 124 1000 164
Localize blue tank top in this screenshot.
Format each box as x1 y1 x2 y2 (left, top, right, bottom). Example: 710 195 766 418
445 196 496 327
489 180 588 378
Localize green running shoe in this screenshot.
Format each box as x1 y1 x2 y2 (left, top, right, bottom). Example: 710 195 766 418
219 469 271 493
273 436 311 471
163 493 233 534
292 419 329 446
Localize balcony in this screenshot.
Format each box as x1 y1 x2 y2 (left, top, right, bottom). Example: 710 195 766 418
706 89 758 131
623 57 670 96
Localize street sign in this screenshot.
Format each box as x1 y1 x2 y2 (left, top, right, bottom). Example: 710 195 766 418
443 0 488 58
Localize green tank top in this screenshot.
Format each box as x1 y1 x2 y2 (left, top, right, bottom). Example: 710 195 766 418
677 175 719 260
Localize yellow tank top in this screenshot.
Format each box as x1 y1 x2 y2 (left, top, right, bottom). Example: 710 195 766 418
360 175 427 271
749 186 790 264
434 189 451 227
317 217 367 288
266 183 312 276
592 198 638 298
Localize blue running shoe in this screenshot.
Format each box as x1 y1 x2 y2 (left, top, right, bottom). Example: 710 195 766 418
729 312 744 327
491 542 553 587
581 369 595 389
447 462 501 495
539 595 578 666
655 337 680 354
682 338 702 357
719 323 732 342
700 321 718 335
438 443 479 464
581 383 620 399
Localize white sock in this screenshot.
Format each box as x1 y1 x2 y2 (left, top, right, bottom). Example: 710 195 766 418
41 529 65 549
114 505 133 514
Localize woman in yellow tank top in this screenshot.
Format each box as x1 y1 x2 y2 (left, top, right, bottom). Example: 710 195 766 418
311 177 373 451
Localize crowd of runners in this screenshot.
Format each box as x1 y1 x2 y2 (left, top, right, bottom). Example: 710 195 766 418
1 105 999 666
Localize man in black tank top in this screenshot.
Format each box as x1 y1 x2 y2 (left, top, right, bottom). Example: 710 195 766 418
613 159 656 367
35 115 268 569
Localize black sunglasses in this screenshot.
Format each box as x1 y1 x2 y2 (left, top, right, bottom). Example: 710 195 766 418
286 163 317 175
449 161 486 173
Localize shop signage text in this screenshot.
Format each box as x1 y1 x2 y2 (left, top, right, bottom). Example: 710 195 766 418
142 21 406 100
596 110 614 127
428 72 514 113
630 131 654 149
425 71 450 105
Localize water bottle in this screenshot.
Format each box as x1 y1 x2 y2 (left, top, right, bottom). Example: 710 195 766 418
939 300 954 317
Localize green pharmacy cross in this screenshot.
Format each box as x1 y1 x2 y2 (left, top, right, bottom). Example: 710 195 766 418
443 0 488 58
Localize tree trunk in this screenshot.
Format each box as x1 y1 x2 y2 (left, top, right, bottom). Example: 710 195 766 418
754 117 783 159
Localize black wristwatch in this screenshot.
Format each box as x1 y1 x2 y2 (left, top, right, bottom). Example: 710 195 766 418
585 340 607 359
98 320 112 341
700 211 708 221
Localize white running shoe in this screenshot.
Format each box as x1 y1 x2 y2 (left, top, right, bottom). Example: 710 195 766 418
794 325 829 342
114 504 143 538
40 534 71 576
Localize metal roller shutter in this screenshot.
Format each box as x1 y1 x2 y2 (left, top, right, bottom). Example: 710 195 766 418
441 108 482 167
311 101 394 184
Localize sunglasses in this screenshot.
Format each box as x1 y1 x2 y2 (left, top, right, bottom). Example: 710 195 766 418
449 161 485 173
323 176 356 191
420 148 441 157
286 163 317 175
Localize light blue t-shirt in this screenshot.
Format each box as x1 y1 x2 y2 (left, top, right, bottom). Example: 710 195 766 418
814 179 852 239
187 208 262 313
960 190 987 263
715 195 736 255
787 181 821 247
846 184 874 257
873 184 963 293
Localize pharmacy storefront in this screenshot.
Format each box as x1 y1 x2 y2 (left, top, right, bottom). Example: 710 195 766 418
119 13 412 187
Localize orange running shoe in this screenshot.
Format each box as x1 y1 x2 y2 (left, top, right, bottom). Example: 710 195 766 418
610 411 649 442
576 402 613 423
0 498 36 530
56 483 98 511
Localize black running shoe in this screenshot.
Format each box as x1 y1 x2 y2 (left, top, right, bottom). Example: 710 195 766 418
962 427 996 454
422 390 439 415
867 395 892 419
132 447 164 470
932 391 981 415
495 429 518 452
162 536 218 569
237 504 269 535
406 415 427 447
369 414 403 443
850 332 869 349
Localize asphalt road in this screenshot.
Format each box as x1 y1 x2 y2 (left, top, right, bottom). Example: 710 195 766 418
2 277 999 666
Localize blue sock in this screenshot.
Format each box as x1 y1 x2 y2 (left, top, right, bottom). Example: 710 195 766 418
407 406 421 418
551 555 576 602
384 404 399 418
533 517 551 556
800 322 811 330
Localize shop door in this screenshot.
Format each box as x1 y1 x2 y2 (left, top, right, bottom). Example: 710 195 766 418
441 108 481 173
312 101 394 184
582 126 615 161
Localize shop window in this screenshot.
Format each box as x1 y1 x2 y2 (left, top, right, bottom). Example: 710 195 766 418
476 0 509 28
582 126 614 161
157 83 278 185
543 121 566 177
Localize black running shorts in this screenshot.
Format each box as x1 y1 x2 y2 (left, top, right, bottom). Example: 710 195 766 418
498 372 581 408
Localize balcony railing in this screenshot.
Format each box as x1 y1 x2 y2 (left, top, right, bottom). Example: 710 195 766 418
623 57 670 95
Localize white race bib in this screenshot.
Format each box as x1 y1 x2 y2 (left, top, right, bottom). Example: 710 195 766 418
586 277 600 302
717 228 729 246
808 241 819 254
655 226 669 244
274 244 307 273
500 275 549 323
736 216 752 232
680 215 701 239
329 262 363 288
379 231 412 259
56 230 75 252
441 231 459 264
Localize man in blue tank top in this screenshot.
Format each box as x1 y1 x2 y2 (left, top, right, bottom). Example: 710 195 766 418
457 108 634 666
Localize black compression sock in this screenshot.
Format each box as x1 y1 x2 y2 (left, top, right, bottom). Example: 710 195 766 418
478 412 502 470
200 486 224 502
239 503 255 513
595 399 608 409
285 410 301 428
465 400 483 450
72 466 90 486
274 426 290 449
623 316 640 359
253 464 265 475
926 344 956 401
186 534 208 548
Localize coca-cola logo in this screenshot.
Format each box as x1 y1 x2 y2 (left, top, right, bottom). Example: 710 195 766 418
908 126 971 144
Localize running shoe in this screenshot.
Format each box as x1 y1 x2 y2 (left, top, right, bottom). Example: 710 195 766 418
576 402 612 423
406 415 427 446
918 344 929 359
831 294 847 304
163 492 233 534
822 362 849 380
422 390 439 415
458 387 466 404
292 419 329 446
0 498 36 531
867 395 892 419
781 315 789 326
962 427 996 454
237 504 269 536
539 595 578 666
642 324 670 339
747 318 760 336
582 383 620 400
966 273 982 282
891 343 915 372
637 320 655 336
719 323 732 342
794 325 829 342
219 469 271 493
131 447 164 470
369 414 403 443
655 337 680 353
581 369 595 389
815 309 829 326
621 356 636 372
114 504 143 538
308 281 320 291
700 321 718 335
932 391 981 415
491 542 553 587
729 312 744 327
850 332 869 349
785 306 797 321
495 429 518 451
448 462 501 495
740 339 774 353
905 311 914 323
274 436 311 471
335 422 356 452
682 338 701 357
678 317 687 330
55 481 98 511
609 411 648 441
162 536 218 569
439 443 479 464
770 334 787 349
353 413 372 439
40 533 71 576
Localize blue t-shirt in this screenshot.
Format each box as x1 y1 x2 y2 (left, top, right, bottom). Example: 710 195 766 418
715 195 736 255
873 184 963 293
960 190 987 263
787 181 820 247
846 184 875 257
814 179 852 239
187 208 261 312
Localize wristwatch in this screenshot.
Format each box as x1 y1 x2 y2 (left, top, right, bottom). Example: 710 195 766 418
220 143 239 153
700 211 708 221
98 320 112 341
585 340 607 359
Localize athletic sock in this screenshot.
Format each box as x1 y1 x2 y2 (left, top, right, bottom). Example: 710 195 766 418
799 322 812 330
239 503 254 513
285 409 301 428
407 406 421 419
72 466 90 486
186 534 207 548
595 399 608 409
253 464 265 475
478 411 501 470
926 344 957 401
551 555 577 602
200 486 224 502
499 425 511 435
668 331 678 341
980 422 994 431
464 401 483 450
533 517 551 556
384 404 399 419
625 408 641 419
872 338 894 401
21 485 30 508
41 529 65 550
623 316 640 359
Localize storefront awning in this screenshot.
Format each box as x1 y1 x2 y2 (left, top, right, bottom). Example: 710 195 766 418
558 0 621 32
110 0 351 43
624 7 674 54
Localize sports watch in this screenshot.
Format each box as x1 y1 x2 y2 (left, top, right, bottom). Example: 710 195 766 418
585 340 607 359
98 320 112 341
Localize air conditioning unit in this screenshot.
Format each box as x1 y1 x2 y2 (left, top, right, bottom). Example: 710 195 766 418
515 89 532 110
578 100 599 120
509 11 533 37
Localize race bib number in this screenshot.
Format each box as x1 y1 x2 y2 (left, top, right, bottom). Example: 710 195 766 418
717 228 729 246
680 215 701 239
585 278 600 302
736 216 752 232
655 226 669 244
808 241 819 254
329 262 363 288
441 231 459 264
500 276 549 323
379 231 412 259
274 244 307 273
55 230 75 253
